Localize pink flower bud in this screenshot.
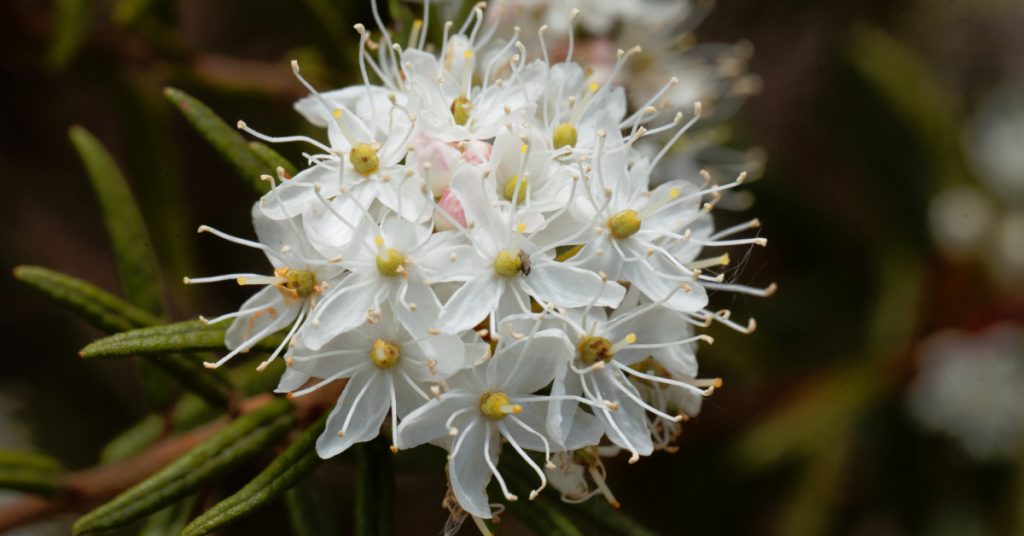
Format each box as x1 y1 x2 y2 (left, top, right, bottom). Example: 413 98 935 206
434 187 467 231
411 133 462 196
458 140 493 164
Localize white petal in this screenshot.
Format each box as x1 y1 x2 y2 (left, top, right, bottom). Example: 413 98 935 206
622 257 708 313
301 276 386 349
591 372 654 456
395 389 475 449
316 371 390 458
450 166 501 244
259 164 337 220
522 260 625 308
391 280 442 337
435 277 502 333
449 420 499 519
506 401 601 451
488 329 571 394
224 286 297 350
418 245 489 283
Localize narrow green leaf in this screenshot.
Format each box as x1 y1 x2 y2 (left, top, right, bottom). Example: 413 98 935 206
164 87 270 193
69 124 177 409
72 399 296 535
248 141 298 178
101 393 227 464
113 75 198 285
79 319 281 359
13 265 160 333
138 495 197 536
48 0 90 69
112 0 154 26
144 353 232 406
181 414 328 536
100 415 164 464
14 266 231 406
355 438 395 536
286 474 342 536
69 125 163 314
0 450 63 496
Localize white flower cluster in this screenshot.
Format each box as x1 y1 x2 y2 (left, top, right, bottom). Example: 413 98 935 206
186 2 772 526
908 323 1024 461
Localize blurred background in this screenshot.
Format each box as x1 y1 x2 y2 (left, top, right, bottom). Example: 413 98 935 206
2 0 1023 534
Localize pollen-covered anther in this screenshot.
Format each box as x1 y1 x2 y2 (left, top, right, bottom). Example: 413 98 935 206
479 391 520 421
350 143 380 175
494 250 524 278
552 122 577 149
451 96 472 126
608 209 642 239
502 175 528 203
369 339 401 369
376 247 406 277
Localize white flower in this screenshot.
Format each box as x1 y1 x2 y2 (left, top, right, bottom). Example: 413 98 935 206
402 33 547 141
396 322 601 518
431 166 626 334
206 1 773 526
185 204 342 370
503 292 716 460
280 304 482 456
301 213 453 349
908 323 1024 460
247 63 425 230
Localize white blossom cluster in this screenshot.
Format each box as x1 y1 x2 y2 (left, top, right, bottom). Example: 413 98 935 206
908 323 1024 461
485 0 765 185
186 1 772 528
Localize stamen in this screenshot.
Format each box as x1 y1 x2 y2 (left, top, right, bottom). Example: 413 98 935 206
483 430 517 501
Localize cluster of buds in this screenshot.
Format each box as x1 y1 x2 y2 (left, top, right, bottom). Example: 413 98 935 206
185 1 772 530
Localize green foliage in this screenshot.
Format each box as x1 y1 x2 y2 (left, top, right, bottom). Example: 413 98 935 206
72 399 296 535
13 265 161 332
164 87 272 193
112 0 154 26
48 0 90 69
286 474 342 536
101 390 240 464
248 141 298 178
0 450 63 496
99 415 165 464
138 495 198 536
69 125 163 314
69 124 178 408
79 319 281 359
180 413 328 535
14 266 232 406
569 499 658 536
355 439 395 536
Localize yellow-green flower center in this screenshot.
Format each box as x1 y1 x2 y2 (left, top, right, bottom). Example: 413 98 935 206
369 339 401 369
451 96 472 126
494 250 523 278
350 143 380 176
553 123 577 149
479 391 519 420
502 175 528 204
376 248 406 277
274 268 317 300
578 335 613 365
608 209 641 239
